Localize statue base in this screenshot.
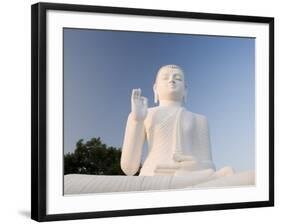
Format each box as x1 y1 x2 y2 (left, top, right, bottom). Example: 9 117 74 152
64 170 255 194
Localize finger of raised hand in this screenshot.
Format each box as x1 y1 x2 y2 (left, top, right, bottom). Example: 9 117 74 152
131 89 137 101
136 88 141 99
141 97 148 107
132 89 135 96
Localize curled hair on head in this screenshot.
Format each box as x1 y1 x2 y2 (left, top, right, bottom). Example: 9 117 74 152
164 64 182 70
157 64 184 73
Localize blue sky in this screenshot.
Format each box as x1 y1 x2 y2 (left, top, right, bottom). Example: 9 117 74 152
63 28 255 172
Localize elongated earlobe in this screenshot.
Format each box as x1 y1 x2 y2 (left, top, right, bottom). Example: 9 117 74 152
154 90 158 104
153 84 158 104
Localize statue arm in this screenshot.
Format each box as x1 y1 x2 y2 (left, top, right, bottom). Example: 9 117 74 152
120 113 146 176
195 115 216 170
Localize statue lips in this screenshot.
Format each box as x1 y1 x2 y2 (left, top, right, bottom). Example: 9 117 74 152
167 83 178 91
168 83 176 87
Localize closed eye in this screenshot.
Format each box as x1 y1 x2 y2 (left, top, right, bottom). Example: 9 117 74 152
174 74 182 81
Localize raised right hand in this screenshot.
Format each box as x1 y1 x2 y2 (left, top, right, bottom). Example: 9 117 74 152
131 88 148 121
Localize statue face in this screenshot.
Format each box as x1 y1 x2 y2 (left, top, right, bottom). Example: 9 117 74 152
155 66 186 102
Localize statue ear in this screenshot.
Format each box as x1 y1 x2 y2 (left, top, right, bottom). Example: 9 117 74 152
153 84 158 104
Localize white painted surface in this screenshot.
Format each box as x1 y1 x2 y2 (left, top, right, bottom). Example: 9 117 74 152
64 171 255 194
121 66 215 176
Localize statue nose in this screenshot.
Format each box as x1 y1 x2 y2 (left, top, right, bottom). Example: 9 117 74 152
168 79 176 84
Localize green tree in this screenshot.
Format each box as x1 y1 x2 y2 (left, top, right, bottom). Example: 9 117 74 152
64 137 126 175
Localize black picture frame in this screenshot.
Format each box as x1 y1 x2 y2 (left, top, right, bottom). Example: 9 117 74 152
31 2 274 222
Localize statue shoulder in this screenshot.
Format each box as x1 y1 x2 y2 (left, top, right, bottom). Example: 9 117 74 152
185 110 208 125
147 106 159 114
144 106 158 121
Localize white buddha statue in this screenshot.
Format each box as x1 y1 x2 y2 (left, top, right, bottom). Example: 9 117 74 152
64 65 255 194
121 64 232 176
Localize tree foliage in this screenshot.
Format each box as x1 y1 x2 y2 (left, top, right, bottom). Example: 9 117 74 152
64 137 126 175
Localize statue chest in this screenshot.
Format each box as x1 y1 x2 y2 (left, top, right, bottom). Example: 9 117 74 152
144 108 195 147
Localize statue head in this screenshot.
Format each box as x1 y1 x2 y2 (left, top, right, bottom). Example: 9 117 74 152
154 64 187 104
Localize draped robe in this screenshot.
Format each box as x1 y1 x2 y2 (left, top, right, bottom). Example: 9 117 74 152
139 106 215 176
